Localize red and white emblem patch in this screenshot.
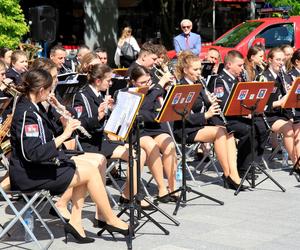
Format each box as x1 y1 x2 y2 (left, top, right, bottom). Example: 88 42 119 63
25 124 39 137
74 106 83 118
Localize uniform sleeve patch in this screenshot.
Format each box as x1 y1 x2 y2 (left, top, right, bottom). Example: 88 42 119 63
214 87 224 98
74 106 83 118
25 124 39 137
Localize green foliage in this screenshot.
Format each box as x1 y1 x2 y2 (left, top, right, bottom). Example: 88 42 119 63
267 0 300 16
0 0 29 49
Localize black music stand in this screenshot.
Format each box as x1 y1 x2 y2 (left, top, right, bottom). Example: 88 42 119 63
222 81 286 195
280 77 300 180
155 84 224 215
55 75 86 106
100 91 179 250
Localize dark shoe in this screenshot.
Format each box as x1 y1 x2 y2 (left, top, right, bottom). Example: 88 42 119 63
155 195 171 203
93 218 107 228
49 207 69 223
169 194 179 202
64 223 95 244
98 223 129 239
119 196 155 210
223 175 248 191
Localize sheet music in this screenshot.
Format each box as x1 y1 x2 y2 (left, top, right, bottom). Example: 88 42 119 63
104 91 142 140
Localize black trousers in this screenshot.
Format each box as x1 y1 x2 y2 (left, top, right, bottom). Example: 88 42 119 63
227 116 268 176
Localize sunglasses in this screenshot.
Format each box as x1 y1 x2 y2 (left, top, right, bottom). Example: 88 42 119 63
182 26 191 29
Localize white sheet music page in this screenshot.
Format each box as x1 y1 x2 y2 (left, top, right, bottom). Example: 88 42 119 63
104 91 142 140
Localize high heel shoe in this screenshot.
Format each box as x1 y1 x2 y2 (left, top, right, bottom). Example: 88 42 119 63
223 175 247 191
49 207 69 223
119 196 154 210
64 223 95 244
101 224 129 239
93 218 107 228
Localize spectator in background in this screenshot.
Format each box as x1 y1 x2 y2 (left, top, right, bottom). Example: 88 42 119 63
95 47 108 65
173 19 201 56
114 26 140 68
6 50 28 85
50 45 72 75
0 47 13 69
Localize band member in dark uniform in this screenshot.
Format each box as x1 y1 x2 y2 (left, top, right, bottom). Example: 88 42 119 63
213 50 268 179
6 50 28 85
128 65 178 201
259 47 300 173
244 45 266 82
10 69 128 244
72 64 153 208
173 51 243 190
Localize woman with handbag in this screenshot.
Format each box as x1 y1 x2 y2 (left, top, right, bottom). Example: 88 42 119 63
114 26 140 68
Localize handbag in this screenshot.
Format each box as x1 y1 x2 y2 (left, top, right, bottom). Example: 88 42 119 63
120 40 137 61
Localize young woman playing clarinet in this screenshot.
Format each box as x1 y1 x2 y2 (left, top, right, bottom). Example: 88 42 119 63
9 69 128 244
259 47 300 174
173 51 244 190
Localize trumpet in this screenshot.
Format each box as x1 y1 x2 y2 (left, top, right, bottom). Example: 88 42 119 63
196 76 228 126
47 97 92 138
152 63 177 88
1 78 21 97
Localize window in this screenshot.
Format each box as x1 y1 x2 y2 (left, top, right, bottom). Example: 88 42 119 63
213 21 263 48
256 23 294 48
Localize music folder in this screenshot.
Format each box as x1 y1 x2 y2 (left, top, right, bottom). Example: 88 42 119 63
155 84 202 123
223 81 274 116
281 77 300 109
104 91 144 141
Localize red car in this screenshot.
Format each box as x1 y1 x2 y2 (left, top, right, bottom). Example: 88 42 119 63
168 16 300 61
200 15 300 60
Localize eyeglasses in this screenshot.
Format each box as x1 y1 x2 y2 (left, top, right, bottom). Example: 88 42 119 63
182 26 191 29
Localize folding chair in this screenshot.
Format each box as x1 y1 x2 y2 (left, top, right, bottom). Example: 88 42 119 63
266 132 291 172
166 122 223 187
0 186 58 249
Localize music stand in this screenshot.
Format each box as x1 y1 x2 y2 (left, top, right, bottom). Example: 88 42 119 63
201 61 215 79
223 81 286 195
280 77 300 179
102 91 179 250
55 75 86 106
155 84 224 216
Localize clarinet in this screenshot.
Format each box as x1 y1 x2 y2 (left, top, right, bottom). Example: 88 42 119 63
278 67 289 94
47 98 92 138
196 76 228 126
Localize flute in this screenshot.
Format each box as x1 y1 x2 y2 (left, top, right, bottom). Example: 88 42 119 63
47 97 92 138
196 76 228 126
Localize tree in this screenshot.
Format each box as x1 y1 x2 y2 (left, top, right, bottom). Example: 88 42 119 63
0 0 29 48
267 0 300 16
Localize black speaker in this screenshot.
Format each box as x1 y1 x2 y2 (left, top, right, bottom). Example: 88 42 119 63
29 5 57 42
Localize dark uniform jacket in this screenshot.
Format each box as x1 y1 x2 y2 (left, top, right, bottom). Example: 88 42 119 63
9 96 75 194
6 68 23 85
72 85 105 149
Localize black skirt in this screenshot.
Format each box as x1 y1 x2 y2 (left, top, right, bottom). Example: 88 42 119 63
9 159 76 196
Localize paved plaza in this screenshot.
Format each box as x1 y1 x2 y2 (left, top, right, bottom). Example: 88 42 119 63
0 158 300 250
